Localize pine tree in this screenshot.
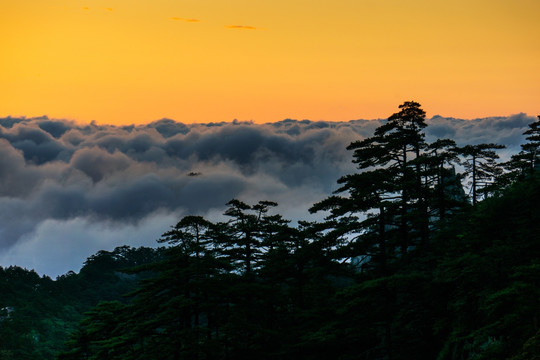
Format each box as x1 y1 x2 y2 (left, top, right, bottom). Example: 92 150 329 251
458 143 505 207
422 139 465 223
311 101 430 273
219 200 278 275
507 115 540 179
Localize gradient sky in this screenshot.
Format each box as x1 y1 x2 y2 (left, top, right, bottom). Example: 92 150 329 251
1 0 539 125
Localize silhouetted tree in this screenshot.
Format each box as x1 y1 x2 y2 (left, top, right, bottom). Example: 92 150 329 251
220 200 278 275
422 139 466 222
458 143 505 207
312 101 431 275
48 106 540 360
506 115 540 179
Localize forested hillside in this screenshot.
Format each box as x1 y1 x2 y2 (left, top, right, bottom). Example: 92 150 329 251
0 247 163 359
1 103 539 360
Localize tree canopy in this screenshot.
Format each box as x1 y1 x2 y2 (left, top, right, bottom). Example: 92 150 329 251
1 102 538 360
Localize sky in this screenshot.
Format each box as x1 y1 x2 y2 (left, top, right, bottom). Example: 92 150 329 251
1 0 539 124
0 114 536 277
0 0 539 277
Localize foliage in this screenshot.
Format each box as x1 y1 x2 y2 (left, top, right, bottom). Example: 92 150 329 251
1 102 539 360
0 247 163 360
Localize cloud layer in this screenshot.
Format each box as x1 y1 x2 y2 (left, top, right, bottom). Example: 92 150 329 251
0 114 535 276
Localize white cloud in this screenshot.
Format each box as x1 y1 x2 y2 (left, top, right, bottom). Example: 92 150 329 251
0 113 536 276
0 211 183 278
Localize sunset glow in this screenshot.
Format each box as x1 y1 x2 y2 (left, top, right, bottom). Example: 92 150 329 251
1 0 539 124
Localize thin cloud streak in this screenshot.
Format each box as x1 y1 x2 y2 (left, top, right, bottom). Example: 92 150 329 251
172 17 200 22
225 25 258 30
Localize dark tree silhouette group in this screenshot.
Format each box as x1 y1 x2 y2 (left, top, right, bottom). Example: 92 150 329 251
1 103 540 360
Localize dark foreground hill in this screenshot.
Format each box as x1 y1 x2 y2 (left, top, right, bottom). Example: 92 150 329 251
0 246 163 359
0 174 538 360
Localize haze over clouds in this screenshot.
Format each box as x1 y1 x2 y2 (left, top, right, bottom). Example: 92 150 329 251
0 114 535 277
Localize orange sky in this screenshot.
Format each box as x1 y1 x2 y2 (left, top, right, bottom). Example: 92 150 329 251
1 0 539 125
